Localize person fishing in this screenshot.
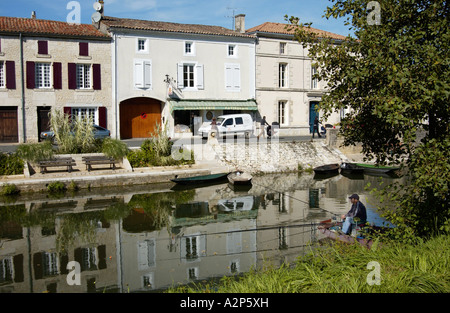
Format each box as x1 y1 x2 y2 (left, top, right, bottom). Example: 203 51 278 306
340 194 367 235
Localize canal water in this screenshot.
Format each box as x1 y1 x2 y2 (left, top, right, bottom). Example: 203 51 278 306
0 172 400 293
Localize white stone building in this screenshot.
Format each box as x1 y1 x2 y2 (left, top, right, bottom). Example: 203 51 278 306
97 9 257 139
0 16 112 143
246 22 346 136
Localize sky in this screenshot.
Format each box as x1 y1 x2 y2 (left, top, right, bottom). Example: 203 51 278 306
0 0 352 37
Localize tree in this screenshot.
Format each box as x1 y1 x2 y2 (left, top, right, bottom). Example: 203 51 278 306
287 0 449 239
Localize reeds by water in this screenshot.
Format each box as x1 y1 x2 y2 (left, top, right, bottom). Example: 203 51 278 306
169 235 449 293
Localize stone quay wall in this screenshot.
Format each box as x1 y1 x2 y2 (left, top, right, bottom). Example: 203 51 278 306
205 139 350 175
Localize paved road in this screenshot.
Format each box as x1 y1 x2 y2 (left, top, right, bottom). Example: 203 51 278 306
0 135 326 153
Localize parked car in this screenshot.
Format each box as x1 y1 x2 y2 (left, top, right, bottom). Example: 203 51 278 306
40 124 111 142
198 114 254 139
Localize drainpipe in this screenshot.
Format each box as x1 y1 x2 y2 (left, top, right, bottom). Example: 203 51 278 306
20 32 26 143
114 33 118 139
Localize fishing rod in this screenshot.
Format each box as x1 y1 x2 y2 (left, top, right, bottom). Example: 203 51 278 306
250 180 342 220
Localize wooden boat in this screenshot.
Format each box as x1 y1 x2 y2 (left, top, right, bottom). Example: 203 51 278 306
340 162 364 174
171 172 229 185
227 171 253 186
313 163 340 175
341 162 400 175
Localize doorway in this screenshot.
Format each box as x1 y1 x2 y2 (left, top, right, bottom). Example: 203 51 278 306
37 107 51 142
309 101 320 133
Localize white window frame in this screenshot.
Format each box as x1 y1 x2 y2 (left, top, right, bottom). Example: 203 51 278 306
71 107 98 124
0 61 4 88
184 41 195 56
177 62 203 90
311 65 318 89
227 44 237 58
280 42 287 55
76 64 91 90
183 64 195 88
137 38 148 53
35 62 51 89
279 63 288 88
278 100 289 126
225 63 241 92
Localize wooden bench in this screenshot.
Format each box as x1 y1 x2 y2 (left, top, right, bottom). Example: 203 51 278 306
38 157 76 174
82 156 118 172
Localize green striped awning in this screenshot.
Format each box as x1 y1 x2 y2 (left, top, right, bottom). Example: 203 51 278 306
169 99 258 113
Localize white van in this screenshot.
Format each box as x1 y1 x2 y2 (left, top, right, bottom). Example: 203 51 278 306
198 114 254 139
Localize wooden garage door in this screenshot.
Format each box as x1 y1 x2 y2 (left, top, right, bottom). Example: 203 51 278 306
0 107 18 143
120 98 161 139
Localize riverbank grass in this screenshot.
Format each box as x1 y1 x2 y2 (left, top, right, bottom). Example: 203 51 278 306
169 235 449 293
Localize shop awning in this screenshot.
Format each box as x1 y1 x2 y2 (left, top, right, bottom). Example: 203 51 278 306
169 99 258 113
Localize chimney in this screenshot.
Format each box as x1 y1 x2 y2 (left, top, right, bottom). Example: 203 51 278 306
235 14 245 33
31 11 36 19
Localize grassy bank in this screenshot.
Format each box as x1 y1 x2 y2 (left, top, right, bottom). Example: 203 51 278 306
169 235 449 293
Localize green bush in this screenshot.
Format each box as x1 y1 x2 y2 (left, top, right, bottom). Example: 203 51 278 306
49 110 98 154
127 124 194 168
16 140 54 163
1 184 20 196
47 182 66 193
101 138 129 160
0 153 24 175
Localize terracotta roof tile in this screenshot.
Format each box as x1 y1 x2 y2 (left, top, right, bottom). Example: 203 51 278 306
101 16 255 38
246 22 346 40
0 16 110 39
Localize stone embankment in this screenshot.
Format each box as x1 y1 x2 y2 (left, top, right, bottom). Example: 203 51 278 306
209 140 351 175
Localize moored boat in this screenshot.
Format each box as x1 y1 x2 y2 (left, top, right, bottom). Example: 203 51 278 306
341 162 400 176
313 163 340 175
340 162 364 174
171 172 229 185
227 171 253 186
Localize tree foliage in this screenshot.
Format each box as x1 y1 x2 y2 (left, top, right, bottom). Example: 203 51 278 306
288 0 449 239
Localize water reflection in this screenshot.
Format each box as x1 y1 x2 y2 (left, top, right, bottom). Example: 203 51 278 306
0 173 400 293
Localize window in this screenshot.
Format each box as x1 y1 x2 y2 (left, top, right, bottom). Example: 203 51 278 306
235 117 243 125
177 63 203 89
38 41 48 55
138 240 155 270
225 63 241 91
0 62 4 88
278 100 288 125
187 267 198 280
228 45 236 57
76 64 91 89
35 63 51 88
311 65 318 89
0 257 13 283
280 42 286 54
137 39 148 52
79 42 89 56
184 41 194 55
279 63 288 88
185 236 198 260
134 59 152 89
183 64 195 88
71 107 97 123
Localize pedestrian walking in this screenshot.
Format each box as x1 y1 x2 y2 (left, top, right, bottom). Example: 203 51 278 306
312 116 321 139
257 116 269 139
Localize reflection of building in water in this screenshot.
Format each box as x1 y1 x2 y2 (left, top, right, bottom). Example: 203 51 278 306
119 195 258 292
0 174 396 293
255 190 319 268
0 197 123 293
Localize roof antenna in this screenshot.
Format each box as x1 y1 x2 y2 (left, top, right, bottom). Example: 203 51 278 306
225 7 241 30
